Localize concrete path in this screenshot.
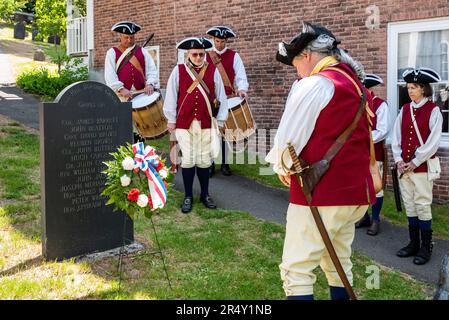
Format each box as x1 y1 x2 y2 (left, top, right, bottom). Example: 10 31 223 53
0 85 40 129
1 82 448 288
0 47 15 84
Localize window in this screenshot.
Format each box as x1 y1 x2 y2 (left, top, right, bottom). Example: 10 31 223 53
388 18 449 145
144 45 160 84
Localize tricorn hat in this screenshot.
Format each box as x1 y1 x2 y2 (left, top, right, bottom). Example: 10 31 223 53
206 26 236 39
111 21 141 35
402 67 441 84
177 37 213 50
276 21 340 66
363 74 384 89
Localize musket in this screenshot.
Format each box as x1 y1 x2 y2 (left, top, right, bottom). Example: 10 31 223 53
287 143 357 300
391 164 403 212
141 33 154 48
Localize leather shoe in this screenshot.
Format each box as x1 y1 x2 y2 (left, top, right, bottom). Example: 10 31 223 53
181 197 193 213
200 195 217 209
367 220 380 236
355 213 371 228
221 164 232 176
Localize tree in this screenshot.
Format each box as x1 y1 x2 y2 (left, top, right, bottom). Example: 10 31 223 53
0 0 28 22
34 0 67 74
72 0 86 17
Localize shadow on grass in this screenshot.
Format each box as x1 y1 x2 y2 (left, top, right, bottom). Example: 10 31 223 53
0 255 44 277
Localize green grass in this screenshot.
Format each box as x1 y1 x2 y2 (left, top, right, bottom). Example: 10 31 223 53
0 121 434 299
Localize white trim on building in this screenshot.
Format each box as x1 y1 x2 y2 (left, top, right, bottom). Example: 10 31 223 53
388 17 449 147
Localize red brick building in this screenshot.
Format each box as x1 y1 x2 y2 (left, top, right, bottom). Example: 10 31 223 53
75 0 449 203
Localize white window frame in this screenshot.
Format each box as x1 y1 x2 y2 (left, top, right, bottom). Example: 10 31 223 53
387 17 449 147
144 45 160 84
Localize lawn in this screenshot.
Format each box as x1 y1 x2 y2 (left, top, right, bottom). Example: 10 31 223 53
0 22 59 80
146 135 449 240
0 117 434 299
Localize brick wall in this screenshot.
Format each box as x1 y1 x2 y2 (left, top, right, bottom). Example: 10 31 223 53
92 0 449 203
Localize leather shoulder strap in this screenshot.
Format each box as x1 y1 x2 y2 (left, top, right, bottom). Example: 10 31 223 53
319 67 368 163
186 62 210 95
208 51 234 95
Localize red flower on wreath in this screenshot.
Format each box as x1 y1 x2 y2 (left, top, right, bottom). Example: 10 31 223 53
127 188 140 202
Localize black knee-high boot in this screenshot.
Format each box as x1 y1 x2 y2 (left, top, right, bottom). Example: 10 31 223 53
196 167 216 209
181 167 195 213
221 139 231 176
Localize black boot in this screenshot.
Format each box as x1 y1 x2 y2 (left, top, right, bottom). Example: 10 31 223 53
200 195 217 209
367 220 380 236
221 164 232 176
181 196 193 214
413 229 433 265
397 225 420 257
355 213 371 228
209 162 215 178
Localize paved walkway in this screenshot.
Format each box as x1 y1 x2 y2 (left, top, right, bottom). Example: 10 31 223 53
1 79 448 287
0 47 15 84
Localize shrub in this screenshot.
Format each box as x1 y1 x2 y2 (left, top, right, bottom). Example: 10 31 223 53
17 58 88 99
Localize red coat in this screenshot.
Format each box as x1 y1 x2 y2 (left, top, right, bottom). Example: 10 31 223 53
176 63 216 129
400 100 437 173
207 49 236 96
290 63 376 206
113 46 146 90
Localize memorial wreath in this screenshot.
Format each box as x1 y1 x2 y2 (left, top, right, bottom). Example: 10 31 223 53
102 142 173 219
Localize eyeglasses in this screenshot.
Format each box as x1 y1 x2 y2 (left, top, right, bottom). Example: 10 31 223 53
191 53 205 58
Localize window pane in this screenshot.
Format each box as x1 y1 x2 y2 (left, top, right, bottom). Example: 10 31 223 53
398 30 449 81
434 83 449 133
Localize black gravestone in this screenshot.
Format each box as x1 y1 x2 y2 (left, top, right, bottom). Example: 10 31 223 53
40 81 134 261
13 22 25 40
47 34 61 45
32 24 42 42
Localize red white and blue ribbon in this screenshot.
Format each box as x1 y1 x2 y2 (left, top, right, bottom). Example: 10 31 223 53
132 142 167 209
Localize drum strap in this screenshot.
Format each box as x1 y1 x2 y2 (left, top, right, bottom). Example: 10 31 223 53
116 45 146 80
208 51 235 95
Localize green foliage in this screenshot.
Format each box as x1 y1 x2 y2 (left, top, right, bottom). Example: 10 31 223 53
101 143 173 220
16 58 88 99
71 0 86 17
34 0 65 40
0 0 28 22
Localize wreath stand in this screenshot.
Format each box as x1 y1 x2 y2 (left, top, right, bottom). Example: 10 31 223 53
116 212 172 293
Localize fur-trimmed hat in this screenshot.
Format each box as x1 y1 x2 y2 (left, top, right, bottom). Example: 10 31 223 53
276 21 340 66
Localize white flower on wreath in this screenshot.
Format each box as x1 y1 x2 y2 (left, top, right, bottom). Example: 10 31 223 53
159 169 168 179
122 157 135 170
137 194 149 208
120 174 131 187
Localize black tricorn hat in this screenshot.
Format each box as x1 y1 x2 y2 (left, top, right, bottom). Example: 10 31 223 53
111 21 141 35
177 37 213 50
402 67 441 84
276 22 340 66
363 74 384 89
206 26 236 39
